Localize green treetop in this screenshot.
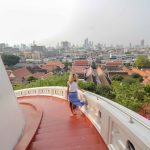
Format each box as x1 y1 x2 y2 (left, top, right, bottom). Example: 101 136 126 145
1 54 20 66
134 55 150 68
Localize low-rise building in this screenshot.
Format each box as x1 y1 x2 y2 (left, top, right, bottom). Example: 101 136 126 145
71 60 90 79
123 67 150 84
105 61 123 71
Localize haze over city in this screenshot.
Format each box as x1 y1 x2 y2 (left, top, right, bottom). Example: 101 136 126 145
0 1 150 149
0 0 150 46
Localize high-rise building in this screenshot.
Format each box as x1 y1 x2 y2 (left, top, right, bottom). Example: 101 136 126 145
84 38 89 49
21 44 27 50
141 39 144 48
31 45 46 52
89 41 94 49
0 43 6 51
83 38 93 50
61 41 71 50
129 43 132 49
95 43 102 50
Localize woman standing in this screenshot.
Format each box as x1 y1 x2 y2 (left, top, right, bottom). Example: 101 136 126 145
67 73 84 115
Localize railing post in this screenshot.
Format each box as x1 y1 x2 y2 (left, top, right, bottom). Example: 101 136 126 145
129 116 134 124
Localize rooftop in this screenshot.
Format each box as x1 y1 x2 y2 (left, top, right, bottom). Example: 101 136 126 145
73 60 89 66
105 61 123 66
71 66 87 74
123 67 150 84
13 67 32 78
47 61 64 68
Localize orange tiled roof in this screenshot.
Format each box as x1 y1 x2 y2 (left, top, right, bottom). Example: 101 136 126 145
32 72 53 79
123 67 150 84
86 67 93 77
39 64 56 72
47 61 64 68
143 76 150 84
132 68 150 77
73 60 89 66
141 69 150 75
122 67 133 75
32 72 46 78
108 69 128 72
13 67 32 78
105 61 122 66
97 66 110 86
96 66 104 75
39 61 64 72
71 66 86 74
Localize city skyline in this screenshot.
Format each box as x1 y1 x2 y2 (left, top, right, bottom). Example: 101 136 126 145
0 38 148 48
0 0 150 46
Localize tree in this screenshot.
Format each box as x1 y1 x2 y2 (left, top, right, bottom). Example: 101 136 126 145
122 78 137 84
111 80 143 112
27 76 38 82
91 61 97 69
95 84 116 100
78 81 96 92
1 54 20 66
131 73 143 82
125 52 131 54
124 63 132 67
134 55 150 68
133 89 145 101
64 61 72 72
112 75 124 81
142 84 150 104
13 73 69 90
144 84 150 94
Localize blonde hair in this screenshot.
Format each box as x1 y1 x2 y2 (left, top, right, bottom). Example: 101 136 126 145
68 73 78 83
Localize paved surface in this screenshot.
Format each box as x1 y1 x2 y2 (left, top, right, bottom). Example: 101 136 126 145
18 96 108 150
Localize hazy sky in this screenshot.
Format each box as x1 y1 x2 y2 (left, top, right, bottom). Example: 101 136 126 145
0 0 150 46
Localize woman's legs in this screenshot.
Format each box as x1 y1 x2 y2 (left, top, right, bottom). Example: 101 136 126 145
69 102 77 115
69 102 84 117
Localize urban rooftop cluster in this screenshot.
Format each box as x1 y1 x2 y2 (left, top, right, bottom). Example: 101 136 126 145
0 38 150 120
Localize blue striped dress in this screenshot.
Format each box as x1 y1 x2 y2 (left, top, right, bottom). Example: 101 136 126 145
68 81 84 107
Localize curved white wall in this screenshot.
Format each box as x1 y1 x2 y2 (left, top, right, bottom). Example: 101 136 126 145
0 58 25 150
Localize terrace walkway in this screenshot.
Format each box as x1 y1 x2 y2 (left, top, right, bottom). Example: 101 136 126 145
17 96 108 150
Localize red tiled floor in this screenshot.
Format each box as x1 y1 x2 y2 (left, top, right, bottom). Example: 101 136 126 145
18 96 108 150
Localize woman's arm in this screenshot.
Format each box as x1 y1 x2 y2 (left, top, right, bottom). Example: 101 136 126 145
66 81 69 100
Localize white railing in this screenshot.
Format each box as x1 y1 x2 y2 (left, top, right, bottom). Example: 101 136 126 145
78 91 150 150
15 87 150 150
15 86 67 99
